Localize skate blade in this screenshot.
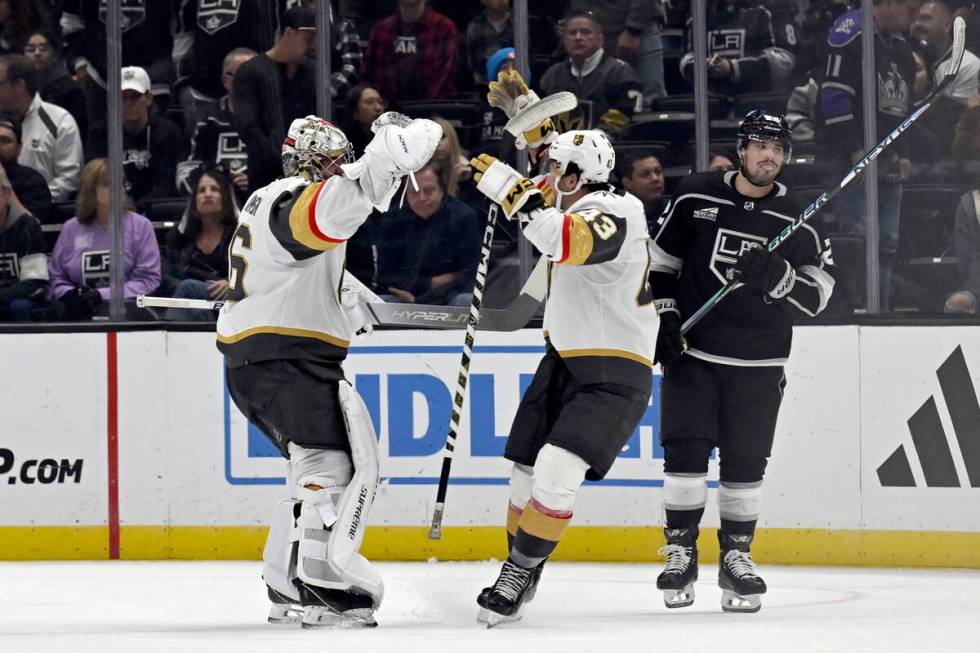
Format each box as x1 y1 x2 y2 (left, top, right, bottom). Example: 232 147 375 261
662 584 695 609
267 604 303 624
301 607 378 629
477 606 524 628
720 589 762 613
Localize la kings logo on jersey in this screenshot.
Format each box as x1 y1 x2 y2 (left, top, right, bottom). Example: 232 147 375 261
879 62 910 117
197 0 242 35
99 0 146 32
81 250 111 288
216 131 248 173
708 28 746 58
710 228 767 284
0 252 19 281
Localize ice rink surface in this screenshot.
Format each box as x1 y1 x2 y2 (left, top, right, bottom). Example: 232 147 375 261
1 560 978 653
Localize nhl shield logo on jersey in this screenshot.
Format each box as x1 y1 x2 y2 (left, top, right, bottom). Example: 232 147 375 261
709 228 767 284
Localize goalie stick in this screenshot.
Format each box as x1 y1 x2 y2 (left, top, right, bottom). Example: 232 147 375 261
681 16 967 336
136 258 548 331
428 205 497 540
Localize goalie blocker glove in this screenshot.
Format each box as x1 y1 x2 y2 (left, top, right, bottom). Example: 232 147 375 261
733 243 796 300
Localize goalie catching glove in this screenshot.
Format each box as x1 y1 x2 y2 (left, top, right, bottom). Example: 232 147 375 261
733 243 796 299
471 153 545 219
487 70 562 150
341 112 442 210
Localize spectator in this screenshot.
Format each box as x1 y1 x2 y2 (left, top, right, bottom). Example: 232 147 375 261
44 158 160 321
0 0 51 56
944 187 980 313
477 47 517 146
177 48 257 203
376 161 481 306
815 0 918 312
23 28 87 140
913 0 980 102
340 82 387 157
540 10 643 138
162 168 237 321
0 165 47 321
361 0 459 102
680 0 797 94
431 117 471 197
570 0 667 104
619 151 667 231
61 1 177 119
174 1 361 131
467 0 514 87
172 0 280 132
233 6 317 192
708 151 736 172
0 112 50 222
951 67 980 158
88 66 185 205
0 54 83 202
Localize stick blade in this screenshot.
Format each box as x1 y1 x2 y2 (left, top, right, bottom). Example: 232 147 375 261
948 16 967 80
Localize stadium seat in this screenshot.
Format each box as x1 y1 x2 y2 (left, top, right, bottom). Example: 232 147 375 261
628 112 694 148
652 94 727 119
733 92 791 118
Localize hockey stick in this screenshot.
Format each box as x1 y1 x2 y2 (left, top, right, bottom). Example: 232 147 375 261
428 205 498 540
137 260 547 331
680 16 966 336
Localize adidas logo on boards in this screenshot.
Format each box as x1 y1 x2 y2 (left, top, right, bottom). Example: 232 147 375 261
877 346 980 488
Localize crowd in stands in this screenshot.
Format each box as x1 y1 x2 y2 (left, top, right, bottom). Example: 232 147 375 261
1 0 979 323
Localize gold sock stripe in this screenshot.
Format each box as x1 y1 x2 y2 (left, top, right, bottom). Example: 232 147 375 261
507 503 523 539
517 501 572 542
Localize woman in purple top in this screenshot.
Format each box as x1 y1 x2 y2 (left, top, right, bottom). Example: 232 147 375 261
45 158 161 320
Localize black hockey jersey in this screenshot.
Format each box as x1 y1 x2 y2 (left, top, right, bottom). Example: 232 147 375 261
681 2 797 92
61 1 175 87
176 96 247 194
649 171 834 366
0 206 48 306
814 8 916 171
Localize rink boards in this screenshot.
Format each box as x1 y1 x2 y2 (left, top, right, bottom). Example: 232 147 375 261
1 326 979 566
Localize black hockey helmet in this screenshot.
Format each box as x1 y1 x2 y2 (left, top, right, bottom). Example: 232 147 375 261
737 109 793 161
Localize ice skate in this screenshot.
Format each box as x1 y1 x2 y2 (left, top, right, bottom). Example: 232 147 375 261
656 527 699 608
718 533 767 613
297 582 378 629
266 586 303 624
476 559 536 628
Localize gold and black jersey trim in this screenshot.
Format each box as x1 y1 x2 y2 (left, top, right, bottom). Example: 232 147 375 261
268 181 345 260
557 209 628 266
217 326 350 367
558 349 653 393
559 347 653 368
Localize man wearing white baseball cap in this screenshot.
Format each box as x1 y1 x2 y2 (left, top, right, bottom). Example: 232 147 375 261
88 65 185 204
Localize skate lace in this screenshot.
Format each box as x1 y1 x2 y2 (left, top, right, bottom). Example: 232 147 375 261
657 544 692 573
723 549 759 579
493 562 533 602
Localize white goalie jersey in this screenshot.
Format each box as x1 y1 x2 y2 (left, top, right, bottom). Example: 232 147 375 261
523 186 659 391
216 175 375 367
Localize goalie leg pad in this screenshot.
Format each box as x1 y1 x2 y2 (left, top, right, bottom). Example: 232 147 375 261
262 499 302 605
289 382 384 607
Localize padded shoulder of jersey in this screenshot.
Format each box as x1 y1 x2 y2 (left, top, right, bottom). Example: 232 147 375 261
828 9 861 49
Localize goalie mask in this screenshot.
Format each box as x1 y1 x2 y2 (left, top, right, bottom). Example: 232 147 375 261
282 116 354 182
546 130 615 205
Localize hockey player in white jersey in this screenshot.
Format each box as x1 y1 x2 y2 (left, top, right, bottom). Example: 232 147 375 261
469 128 659 626
217 113 441 628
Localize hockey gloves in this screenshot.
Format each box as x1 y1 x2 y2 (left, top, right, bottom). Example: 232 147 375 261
733 243 796 300
471 154 545 220
654 299 686 368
